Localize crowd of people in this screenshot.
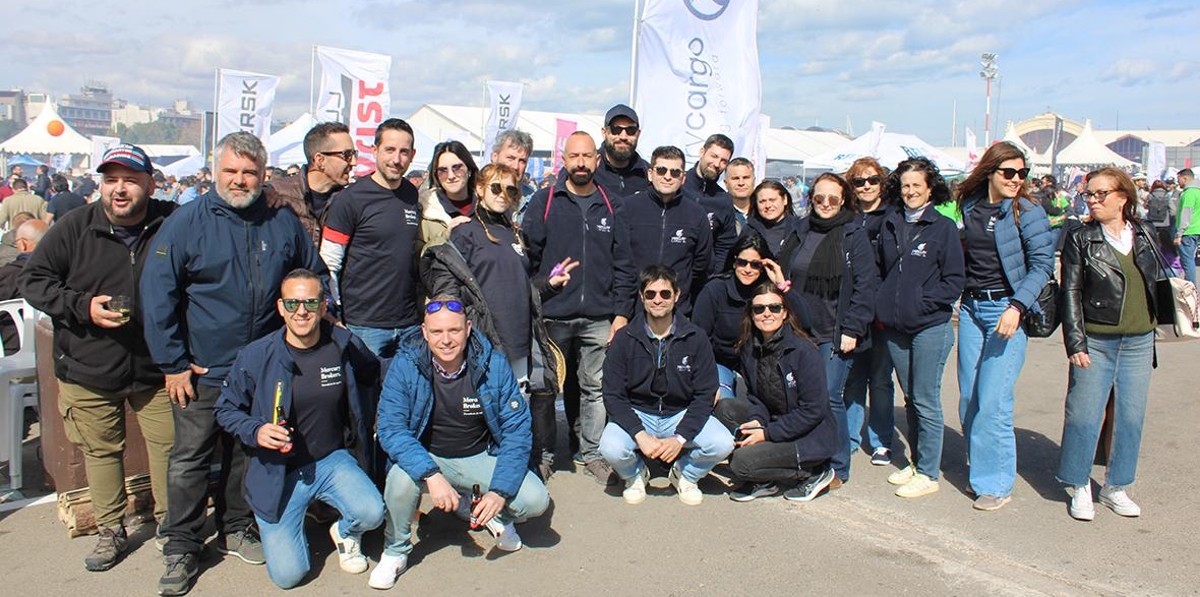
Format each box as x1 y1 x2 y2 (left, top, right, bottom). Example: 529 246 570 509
0 102 1172 594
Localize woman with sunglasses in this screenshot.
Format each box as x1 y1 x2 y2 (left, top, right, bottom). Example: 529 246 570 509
876 158 965 498
422 163 576 395
954 141 1054 511
842 157 897 467
1058 168 1160 521
418 141 480 250
724 282 838 502
783 172 879 488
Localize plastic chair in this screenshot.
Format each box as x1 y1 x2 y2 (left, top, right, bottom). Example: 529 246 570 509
0 298 40 493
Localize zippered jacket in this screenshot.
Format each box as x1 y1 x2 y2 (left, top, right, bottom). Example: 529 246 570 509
876 206 965 334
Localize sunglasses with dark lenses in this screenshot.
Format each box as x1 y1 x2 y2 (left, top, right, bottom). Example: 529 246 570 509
653 166 684 178
281 298 322 313
812 194 843 206
995 167 1031 180
608 124 639 136
488 182 521 201
751 303 785 315
425 300 465 314
851 175 882 187
436 163 468 178
318 149 357 162
733 257 763 270
643 289 674 301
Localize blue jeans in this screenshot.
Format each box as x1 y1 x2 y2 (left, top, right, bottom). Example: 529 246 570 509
599 410 734 483
818 342 854 481
255 449 385 589
957 297 1029 497
716 364 737 400
884 320 954 480
346 324 412 359
1057 332 1153 488
844 331 895 454
1180 235 1199 284
381 451 550 557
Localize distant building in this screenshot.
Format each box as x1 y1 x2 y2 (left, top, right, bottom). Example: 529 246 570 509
59 82 114 137
1011 112 1200 172
0 89 27 125
112 99 155 129
157 99 201 129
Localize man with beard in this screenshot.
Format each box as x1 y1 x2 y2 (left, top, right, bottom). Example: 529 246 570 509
491 130 537 223
682 134 738 273
320 118 422 358
141 132 328 596
724 157 756 233
268 122 357 246
522 131 637 484
20 144 176 572
593 104 650 198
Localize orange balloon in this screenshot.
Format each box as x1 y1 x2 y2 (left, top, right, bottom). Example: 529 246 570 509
47 120 64 136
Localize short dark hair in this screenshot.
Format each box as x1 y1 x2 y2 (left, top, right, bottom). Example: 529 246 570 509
51 174 69 193
884 157 953 207
1180 168 1195 178
375 118 415 146
11 178 27 191
650 145 685 166
302 121 350 163
702 134 734 154
428 140 480 193
727 157 753 171
281 268 325 301
638 264 678 293
809 172 861 213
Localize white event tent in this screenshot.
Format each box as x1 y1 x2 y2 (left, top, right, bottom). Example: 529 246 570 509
1051 120 1135 168
0 103 92 155
805 131 966 174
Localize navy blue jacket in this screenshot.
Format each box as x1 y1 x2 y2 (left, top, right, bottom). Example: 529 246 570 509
960 194 1055 313
876 206 966 334
787 216 880 350
141 190 329 385
692 275 813 370
593 151 651 199
602 313 718 442
622 189 714 314
739 329 837 463
214 324 381 523
523 183 638 320
376 328 531 500
744 212 803 266
853 207 890 276
683 169 738 275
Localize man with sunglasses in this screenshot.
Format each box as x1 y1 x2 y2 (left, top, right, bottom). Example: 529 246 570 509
682 133 739 274
215 269 384 589
373 295 550 589
600 265 734 505
320 118 422 358
268 121 357 246
593 104 651 199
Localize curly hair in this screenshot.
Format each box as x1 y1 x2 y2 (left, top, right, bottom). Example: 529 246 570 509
882 157 953 206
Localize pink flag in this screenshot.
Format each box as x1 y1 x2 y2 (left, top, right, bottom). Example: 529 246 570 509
552 119 577 174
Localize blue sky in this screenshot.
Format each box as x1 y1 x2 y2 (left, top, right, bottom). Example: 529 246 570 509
8 0 1197 145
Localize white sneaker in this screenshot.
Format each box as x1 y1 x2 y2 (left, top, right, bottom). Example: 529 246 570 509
887 465 915 486
368 554 408 590
623 469 648 505
1099 486 1141 517
669 465 703 506
1069 484 1095 521
485 519 523 552
894 473 939 498
329 523 368 574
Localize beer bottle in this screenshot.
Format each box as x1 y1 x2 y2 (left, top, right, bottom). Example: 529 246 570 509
275 405 294 454
469 484 482 529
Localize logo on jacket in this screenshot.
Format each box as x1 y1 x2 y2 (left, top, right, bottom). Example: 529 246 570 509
706 212 715 229
785 372 797 388
404 209 418 226
910 242 928 258
677 355 692 373
511 243 525 257
596 217 611 233
671 228 688 244
986 216 998 233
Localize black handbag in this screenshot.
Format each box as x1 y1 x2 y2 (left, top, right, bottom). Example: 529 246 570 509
1024 279 1061 338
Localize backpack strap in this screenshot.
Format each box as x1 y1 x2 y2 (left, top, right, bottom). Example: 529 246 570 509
543 184 613 222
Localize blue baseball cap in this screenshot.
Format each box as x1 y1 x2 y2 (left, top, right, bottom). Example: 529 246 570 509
97 143 154 174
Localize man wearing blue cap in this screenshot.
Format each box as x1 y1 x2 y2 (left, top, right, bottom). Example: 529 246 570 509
20 143 178 572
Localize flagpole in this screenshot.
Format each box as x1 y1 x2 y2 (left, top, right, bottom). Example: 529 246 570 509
211 68 220 169
628 0 641 105
309 46 317 116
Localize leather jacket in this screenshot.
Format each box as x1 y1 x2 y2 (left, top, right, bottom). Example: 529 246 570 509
1060 220 1160 355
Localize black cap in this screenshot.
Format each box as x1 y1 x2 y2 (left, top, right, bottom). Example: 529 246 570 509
605 104 639 126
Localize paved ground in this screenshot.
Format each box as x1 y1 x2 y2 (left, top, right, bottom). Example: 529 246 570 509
2 334 1197 596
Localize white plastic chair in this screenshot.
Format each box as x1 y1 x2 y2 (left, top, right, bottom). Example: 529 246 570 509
0 298 40 492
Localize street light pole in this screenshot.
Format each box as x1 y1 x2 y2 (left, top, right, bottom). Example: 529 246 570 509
980 52 999 146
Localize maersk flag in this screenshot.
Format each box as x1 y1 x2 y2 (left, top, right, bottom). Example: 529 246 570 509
634 0 762 165
216 69 279 145
481 81 525 166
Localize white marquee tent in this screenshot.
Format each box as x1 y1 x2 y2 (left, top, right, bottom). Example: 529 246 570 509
1051 120 1135 168
267 113 317 168
805 130 966 174
0 102 91 155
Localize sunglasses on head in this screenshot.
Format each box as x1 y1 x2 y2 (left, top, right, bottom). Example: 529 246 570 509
318 149 357 162
425 300 465 314
734 257 763 270
653 166 683 179
851 175 882 187
608 124 639 136
643 289 674 300
488 182 521 201
436 163 468 178
812 194 843 206
752 303 785 315
281 298 322 313
995 167 1030 181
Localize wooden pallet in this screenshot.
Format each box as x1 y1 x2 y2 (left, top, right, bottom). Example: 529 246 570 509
57 474 156 538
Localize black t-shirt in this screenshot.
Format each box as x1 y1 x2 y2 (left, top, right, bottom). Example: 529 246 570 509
964 201 1010 292
110 223 145 251
323 177 422 328
310 186 336 219
450 212 533 361
48 191 86 220
422 367 490 458
285 336 347 468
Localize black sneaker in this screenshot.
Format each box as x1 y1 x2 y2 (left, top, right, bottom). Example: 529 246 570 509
583 459 618 486
783 468 835 502
158 553 199 596
84 526 127 571
729 482 781 502
870 448 892 466
216 527 265 565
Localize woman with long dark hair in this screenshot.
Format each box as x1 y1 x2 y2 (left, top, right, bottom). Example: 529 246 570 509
1058 168 1159 520
419 140 480 250
744 180 801 264
955 141 1055 511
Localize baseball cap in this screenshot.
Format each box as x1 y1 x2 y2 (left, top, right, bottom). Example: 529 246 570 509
605 104 639 126
97 143 153 174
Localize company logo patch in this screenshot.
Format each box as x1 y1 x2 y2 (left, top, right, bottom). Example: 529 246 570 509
596 216 611 233
676 355 692 373
404 209 418 226
511 243 525 257
154 245 169 257
910 242 928 258
670 228 688 244
785 372 797 388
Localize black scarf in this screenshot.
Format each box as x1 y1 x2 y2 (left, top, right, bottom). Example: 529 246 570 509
803 209 853 299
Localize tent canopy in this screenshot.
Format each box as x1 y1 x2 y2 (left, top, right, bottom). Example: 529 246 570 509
1051 120 1135 168
805 130 966 174
267 113 317 168
0 103 92 155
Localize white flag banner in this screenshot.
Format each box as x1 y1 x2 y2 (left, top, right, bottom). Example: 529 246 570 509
481 81 524 166
869 121 887 157
314 46 391 175
753 114 770 176
634 0 761 164
91 135 121 170
965 127 979 166
1147 141 1167 181
216 69 280 145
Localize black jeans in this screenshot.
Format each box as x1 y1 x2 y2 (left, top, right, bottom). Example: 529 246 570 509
162 383 254 556
719 395 826 486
